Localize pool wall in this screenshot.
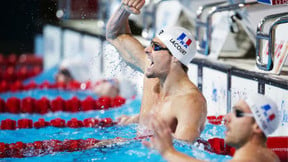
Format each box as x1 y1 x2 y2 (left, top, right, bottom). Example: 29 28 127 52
38 19 288 161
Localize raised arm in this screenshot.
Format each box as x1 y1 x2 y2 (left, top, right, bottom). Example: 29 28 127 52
106 0 147 72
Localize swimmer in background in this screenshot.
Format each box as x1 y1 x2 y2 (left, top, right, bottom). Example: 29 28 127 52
93 79 120 98
55 68 73 85
106 0 207 141
143 94 281 162
55 68 119 98
55 59 136 98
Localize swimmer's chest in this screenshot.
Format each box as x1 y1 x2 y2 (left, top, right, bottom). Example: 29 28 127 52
151 99 178 129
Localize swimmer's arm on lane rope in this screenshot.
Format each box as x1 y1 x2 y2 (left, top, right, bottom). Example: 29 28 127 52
106 0 147 73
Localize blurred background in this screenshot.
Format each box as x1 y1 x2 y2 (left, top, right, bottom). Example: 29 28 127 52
0 0 57 54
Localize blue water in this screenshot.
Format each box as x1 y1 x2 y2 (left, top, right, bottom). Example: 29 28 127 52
0 89 232 162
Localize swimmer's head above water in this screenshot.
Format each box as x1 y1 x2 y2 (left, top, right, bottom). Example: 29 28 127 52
144 27 196 78
225 93 280 148
93 78 137 99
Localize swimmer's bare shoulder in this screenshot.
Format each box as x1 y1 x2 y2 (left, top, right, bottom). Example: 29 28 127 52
173 89 207 115
232 147 280 162
171 91 207 141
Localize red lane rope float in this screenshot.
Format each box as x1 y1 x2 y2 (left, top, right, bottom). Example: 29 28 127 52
0 138 100 158
207 115 225 125
0 117 115 130
0 135 154 158
0 131 286 160
0 54 43 83
267 137 288 162
0 53 43 67
207 138 235 156
0 96 126 114
0 136 238 159
0 78 132 93
0 80 92 93
0 66 42 82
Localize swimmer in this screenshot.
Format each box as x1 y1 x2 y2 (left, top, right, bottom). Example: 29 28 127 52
56 58 136 98
55 57 90 84
143 94 281 162
93 79 120 98
106 0 207 141
55 68 73 85
55 69 120 98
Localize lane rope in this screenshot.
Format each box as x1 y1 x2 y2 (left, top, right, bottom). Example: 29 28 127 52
0 117 115 130
0 96 126 114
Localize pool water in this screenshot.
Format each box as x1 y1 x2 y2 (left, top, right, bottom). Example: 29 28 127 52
0 89 232 162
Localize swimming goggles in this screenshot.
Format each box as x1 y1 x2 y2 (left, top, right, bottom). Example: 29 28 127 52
233 107 254 118
151 41 169 52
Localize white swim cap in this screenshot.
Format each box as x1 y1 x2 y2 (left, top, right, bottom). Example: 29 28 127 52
157 26 196 66
245 94 280 136
60 57 90 82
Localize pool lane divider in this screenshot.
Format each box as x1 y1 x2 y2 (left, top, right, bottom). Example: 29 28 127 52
206 115 225 125
0 135 235 159
0 136 286 160
0 138 101 158
0 135 155 158
0 134 152 158
0 53 43 83
0 116 286 161
0 115 223 130
0 80 93 93
0 133 223 159
1 114 286 161
0 117 115 130
0 96 126 114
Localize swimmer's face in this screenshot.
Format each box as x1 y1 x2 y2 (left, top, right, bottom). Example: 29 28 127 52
224 99 255 148
144 37 172 78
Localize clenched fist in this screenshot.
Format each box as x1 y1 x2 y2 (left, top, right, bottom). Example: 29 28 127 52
122 0 145 15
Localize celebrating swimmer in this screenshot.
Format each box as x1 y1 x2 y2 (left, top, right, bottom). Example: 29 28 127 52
143 94 281 162
106 0 207 141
